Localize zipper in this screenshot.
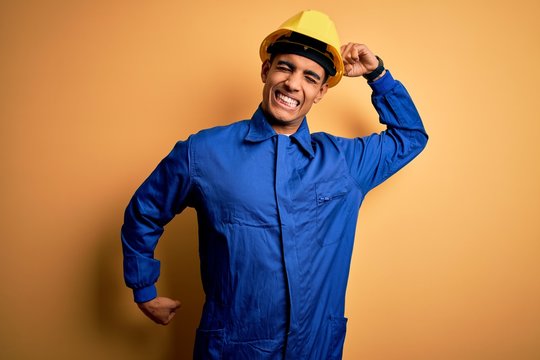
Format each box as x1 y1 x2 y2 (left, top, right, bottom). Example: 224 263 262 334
317 192 347 205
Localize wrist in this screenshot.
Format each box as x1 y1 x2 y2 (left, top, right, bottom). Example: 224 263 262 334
371 69 387 82
133 284 157 303
363 56 385 82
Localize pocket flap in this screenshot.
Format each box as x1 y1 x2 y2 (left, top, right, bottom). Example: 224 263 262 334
316 178 350 205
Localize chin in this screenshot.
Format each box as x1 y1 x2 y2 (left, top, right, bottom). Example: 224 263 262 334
269 117 293 126
269 110 302 125
271 104 303 121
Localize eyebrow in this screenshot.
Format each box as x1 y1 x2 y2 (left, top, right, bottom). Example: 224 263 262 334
277 60 322 81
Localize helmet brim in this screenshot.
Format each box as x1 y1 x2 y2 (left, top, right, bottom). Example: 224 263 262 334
259 29 344 88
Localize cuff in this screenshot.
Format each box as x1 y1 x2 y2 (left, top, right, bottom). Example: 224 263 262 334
133 284 157 303
368 70 395 95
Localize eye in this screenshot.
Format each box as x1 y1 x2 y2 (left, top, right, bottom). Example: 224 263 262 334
276 66 291 72
305 76 318 84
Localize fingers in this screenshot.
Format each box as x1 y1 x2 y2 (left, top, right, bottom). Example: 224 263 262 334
340 42 355 62
161 297 182 310
341 43 366 63
343 63 354 77
157 298 181 325
340 43 379 77
340 43 356 74
137 297 182 325
163 305 178 325
164 300 181 324
341 43 354 76
340 43 365 77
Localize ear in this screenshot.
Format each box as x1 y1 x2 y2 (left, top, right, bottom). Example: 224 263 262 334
261 60 271 83
313 83 329 104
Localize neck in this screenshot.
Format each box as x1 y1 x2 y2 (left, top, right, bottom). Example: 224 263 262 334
272 124 299 135
263 111 303 135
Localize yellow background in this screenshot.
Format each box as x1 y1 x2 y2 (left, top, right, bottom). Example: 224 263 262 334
1 0 539 359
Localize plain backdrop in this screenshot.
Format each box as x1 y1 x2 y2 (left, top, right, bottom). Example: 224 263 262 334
1 0 539 359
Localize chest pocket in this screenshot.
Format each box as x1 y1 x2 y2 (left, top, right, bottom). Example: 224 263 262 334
316 178 351 246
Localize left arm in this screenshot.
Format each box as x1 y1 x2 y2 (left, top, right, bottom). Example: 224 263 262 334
338 43 428 193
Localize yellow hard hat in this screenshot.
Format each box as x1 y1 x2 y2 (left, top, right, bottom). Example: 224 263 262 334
260 10 344 87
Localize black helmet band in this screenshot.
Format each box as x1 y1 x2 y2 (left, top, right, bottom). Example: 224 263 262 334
267 32 337 77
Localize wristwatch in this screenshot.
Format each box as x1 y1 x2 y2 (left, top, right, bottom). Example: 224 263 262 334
363 56 385 82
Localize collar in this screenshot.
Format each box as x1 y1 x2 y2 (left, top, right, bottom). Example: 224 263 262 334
245 106 315 159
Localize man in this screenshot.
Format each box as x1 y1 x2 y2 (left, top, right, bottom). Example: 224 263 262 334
121 10 428 360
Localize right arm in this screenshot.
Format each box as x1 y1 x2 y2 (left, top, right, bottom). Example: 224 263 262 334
121 139 194 324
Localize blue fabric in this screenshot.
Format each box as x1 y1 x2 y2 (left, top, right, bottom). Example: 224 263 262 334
121 71 428 359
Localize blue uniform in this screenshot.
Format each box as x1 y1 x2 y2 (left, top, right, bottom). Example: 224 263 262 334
121 71 428 359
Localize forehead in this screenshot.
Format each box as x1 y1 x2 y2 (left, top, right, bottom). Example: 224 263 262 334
272 53 325 77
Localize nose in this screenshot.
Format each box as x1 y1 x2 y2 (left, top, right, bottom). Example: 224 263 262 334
284 71 301 92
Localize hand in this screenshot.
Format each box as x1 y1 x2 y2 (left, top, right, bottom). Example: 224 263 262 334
340 43 381 78
137 296 181 325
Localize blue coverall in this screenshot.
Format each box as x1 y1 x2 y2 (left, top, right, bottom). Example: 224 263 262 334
121 71 428 359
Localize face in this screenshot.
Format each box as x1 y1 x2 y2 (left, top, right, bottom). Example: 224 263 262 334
261 53 328 133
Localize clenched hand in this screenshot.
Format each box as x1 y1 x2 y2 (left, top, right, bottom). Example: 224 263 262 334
137 296 181 325
340 43 383 79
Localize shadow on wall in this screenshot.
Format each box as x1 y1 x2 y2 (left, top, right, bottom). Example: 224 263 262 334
160 209 205 359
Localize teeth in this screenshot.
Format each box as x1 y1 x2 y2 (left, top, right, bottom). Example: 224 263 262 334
277 92 299 108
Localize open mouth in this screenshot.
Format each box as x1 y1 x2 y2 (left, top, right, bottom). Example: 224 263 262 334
275 91 300 109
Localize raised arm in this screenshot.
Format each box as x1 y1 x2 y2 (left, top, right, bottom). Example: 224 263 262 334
337 43 428 193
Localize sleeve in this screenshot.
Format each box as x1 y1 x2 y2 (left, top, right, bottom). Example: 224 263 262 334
120 138 194 303
337 70 429 194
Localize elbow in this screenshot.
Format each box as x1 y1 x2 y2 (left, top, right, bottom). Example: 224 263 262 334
419 129 429 152
409 128 429 158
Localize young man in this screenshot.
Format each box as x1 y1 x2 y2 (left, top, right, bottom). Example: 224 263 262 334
121 10 428 359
